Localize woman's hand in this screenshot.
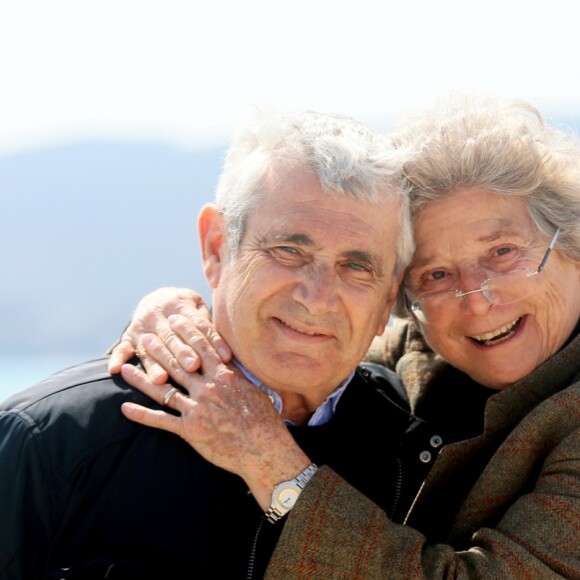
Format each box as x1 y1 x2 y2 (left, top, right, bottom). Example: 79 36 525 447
120 360 311 511
107 287 232 383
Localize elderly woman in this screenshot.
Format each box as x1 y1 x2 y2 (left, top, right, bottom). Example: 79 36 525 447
112 94 580 578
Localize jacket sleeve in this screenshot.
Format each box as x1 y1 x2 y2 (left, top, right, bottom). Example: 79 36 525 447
265 445 580 580
0 410 52 578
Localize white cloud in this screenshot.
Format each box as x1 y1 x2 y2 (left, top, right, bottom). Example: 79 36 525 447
0 0 578 153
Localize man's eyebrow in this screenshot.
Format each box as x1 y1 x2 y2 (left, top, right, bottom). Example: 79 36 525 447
343 250 375 264
266 233 315 246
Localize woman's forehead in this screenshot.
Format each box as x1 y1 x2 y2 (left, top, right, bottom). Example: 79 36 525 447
413 191 535 243
410 218 538 269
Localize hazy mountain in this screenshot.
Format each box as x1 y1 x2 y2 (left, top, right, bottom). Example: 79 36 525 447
2 112 578 358
1 141 225 357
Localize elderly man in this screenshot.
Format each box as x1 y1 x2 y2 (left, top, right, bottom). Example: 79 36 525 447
0 108 419 579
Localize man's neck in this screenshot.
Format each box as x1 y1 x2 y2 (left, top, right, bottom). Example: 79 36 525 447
277 391 320 426
232 358 355 427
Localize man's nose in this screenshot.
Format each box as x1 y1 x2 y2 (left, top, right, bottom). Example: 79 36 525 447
293 265 340 313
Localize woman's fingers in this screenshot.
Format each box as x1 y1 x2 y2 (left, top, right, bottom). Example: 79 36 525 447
140 330 198 375
108 313 178 382
108 339 137 374
121 401 182 434
120 364 185 434
108 287 212 377
168 314 228 372
121 363 175 400
170 312 232 362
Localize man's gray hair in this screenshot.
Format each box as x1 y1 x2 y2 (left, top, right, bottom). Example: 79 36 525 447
214 106 414 275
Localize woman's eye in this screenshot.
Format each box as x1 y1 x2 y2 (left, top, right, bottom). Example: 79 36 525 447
430 270 447 280
414 269 454 295
406 268 450 294
496 246 512 256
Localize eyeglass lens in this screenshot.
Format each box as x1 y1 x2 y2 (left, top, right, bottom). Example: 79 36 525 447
413 268 539 323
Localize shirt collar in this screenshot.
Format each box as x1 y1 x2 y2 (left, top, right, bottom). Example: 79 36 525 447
232 359 353 427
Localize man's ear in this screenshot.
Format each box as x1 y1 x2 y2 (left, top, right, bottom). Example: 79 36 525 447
198 203 227 289
375 271 404 336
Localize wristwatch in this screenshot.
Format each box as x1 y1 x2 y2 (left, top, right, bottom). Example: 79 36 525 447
264 463 319 524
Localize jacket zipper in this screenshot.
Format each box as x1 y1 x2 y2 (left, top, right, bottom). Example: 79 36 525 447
246 517 265 579
389 455 404 520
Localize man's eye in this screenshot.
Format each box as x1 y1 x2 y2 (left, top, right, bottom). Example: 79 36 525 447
342 262 374 280
271 246 299 255
347 262 370 272
267 246 304 264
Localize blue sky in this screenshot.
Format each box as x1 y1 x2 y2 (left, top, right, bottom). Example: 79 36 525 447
0 0 579 396
1 0 579 155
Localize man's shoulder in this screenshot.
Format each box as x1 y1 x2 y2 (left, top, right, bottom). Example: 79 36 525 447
1 357 129 411
0 356 151 443
356 361 409 410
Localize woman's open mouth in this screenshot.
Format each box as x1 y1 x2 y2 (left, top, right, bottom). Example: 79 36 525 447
470 317 522 346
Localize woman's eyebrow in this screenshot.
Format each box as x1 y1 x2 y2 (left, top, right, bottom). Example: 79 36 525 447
476 229 524 244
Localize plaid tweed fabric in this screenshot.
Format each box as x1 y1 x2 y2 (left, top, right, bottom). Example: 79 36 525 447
266 321 580 579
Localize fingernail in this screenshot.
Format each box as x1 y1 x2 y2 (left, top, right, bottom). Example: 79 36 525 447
218 347 230 360
183 356 196 370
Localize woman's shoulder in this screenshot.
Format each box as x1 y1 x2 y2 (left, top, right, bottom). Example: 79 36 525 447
365 317 433 366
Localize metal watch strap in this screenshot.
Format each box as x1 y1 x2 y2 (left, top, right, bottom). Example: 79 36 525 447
264 463 319 524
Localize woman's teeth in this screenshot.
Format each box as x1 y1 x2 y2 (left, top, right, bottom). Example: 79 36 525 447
471 318 521 346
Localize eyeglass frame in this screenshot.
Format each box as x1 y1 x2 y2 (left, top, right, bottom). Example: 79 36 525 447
406 227 561 323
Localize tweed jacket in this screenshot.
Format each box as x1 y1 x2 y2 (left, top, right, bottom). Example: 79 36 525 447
266 319 580 579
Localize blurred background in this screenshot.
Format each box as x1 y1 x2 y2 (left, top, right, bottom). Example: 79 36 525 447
2 0 579 398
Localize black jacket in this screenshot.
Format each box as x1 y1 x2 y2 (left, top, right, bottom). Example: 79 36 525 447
0 357 419 579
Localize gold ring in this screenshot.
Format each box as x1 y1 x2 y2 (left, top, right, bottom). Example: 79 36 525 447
162 387 179 407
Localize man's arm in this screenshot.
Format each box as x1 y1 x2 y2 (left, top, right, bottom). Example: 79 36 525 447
0 411 51 578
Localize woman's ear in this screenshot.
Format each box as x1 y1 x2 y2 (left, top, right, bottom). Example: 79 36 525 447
198 204 227 289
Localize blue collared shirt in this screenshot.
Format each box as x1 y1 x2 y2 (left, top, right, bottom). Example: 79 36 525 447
233 360 354 427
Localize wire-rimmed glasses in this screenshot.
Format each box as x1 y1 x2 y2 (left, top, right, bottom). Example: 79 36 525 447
407 228 561 324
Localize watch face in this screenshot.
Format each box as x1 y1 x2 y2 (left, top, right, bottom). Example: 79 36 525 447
278 488 299 508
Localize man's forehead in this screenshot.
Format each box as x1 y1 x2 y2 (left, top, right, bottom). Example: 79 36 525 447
251 169 400 265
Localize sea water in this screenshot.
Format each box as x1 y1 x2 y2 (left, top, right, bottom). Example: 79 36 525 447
0 354 98 402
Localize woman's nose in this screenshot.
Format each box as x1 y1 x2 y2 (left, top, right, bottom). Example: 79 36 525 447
455 268 494 316
460 287 494 316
